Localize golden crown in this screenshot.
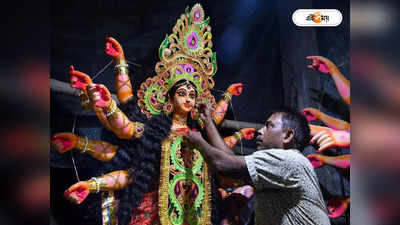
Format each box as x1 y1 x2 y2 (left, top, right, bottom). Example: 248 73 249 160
137 3 217 118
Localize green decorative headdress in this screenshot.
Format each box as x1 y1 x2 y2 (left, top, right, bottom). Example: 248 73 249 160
137 3 217 118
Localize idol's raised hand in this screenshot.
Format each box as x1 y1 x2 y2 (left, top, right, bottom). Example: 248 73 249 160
310 129 350 152
307 154 350 170
227 83 243 96
86 84 112 108
64 181 90 205
69 65 93 91
239 128 256 140
327 196 349 218
105 37 124 59
306 55 350 105
306 55 337 74
51 132 78 154
301 107 350 131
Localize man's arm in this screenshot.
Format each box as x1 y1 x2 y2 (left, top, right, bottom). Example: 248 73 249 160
203 110 235 155
186 130 251 184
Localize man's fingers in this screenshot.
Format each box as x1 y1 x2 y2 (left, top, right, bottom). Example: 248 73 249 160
199 113 206 121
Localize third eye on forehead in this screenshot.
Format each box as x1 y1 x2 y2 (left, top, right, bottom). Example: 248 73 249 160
177 85 194 92
177 86 195 95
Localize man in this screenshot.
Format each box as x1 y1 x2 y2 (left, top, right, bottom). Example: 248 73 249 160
185 103 331 225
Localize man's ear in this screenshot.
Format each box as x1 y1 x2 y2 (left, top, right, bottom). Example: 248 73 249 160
283 129 295 146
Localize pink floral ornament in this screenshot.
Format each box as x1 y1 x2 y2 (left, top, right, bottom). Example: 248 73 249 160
186 32 199 50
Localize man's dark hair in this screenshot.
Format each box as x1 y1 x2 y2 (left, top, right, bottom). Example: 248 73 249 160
276 108 311 151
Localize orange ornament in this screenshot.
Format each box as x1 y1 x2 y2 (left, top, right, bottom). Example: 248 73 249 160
313 12 322 23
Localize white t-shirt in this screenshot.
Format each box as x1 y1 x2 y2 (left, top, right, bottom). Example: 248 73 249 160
245 149 331 225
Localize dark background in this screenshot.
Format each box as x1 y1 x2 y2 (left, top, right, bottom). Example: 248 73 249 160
50 0 349 224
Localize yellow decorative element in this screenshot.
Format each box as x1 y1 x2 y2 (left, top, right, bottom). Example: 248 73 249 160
159 133 211 225
105 99 118 117
114 58 129 75
77 137 96 154
102 191 118 225
223 91 232 102
77 136 90 153
133 122 145 138
202 162 212 225
159 137 172 225
88 179 98 193
79 92 92 112
233 131 242 142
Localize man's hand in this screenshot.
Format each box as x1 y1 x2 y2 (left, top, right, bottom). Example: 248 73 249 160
198 102 213 123
184 129 204 146
306 55 338 75
105 37 124 59
64 181 90 204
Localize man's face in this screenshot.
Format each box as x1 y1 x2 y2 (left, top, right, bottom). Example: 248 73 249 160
256 113 285 150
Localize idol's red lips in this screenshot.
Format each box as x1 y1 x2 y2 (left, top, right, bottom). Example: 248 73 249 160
184 103 191 108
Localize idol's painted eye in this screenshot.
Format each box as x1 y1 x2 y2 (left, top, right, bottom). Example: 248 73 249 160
189 92 196 99
177 90 187 97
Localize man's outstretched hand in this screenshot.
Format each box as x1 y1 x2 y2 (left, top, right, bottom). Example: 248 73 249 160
198 102 213 122
184 129 204 146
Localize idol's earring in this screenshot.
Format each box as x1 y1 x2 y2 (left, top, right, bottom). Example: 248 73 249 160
163 99 174 115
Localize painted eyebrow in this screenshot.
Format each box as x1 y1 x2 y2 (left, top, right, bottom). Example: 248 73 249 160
176 88 187 92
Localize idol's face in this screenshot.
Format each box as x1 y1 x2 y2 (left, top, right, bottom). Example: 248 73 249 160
173 84 196 113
